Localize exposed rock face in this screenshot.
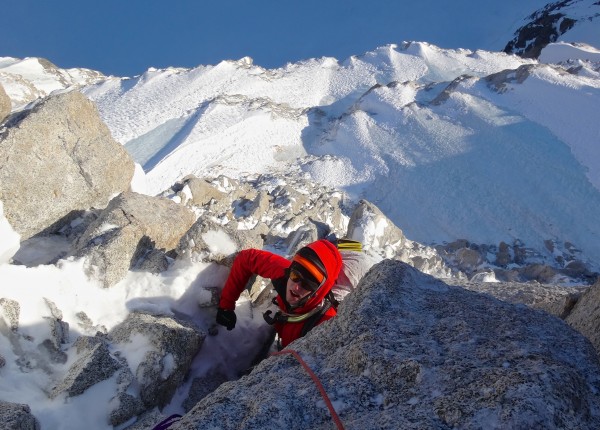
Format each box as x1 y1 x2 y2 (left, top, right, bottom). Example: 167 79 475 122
0 83 10 123
0 90 134 240
74 191 196 287
503 0 598 58
173 261 600 430
0 298 20 331
566 279 600 357
0 401 40 430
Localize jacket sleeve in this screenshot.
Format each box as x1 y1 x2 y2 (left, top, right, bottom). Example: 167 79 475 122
219 248 290 310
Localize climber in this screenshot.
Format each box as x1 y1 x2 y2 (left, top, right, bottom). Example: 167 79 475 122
215 239 343 349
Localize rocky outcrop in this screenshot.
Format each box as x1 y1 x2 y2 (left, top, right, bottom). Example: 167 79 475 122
347 199 405 253
177 216 263 265
109 312 205 424
173 261 600 430
176 175 228 208
0 90 134 240
74 191 196 287
170 173 349 259
0 83 10 123
566 278 600 357
50 336 121 399
46 312 205 427
504 0 600 58
346 199 458 279
434 238 598 284
0 401 40 430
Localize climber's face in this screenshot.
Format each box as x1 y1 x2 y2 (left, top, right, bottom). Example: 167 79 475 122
286 269 314 306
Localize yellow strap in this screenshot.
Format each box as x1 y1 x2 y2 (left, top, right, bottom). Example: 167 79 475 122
337 239 362 252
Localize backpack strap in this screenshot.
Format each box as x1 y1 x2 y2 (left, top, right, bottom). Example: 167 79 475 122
299 300 333 337
325 291 339 309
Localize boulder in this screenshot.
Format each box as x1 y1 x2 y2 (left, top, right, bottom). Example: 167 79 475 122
346 199 405 255
0 401 40 430
453 247 484 273
494 241 512 266
270 184 309 214
76 191 195 251
172 175 255 214
183 371 229 412
41 298 69 349
283 224 321 254
566 278 600 357
50 336 121 399
173 261 600 430
0 90 134 240
177 216 263 265
109 312 205 410
178 176 228 207
520 263 558 283
74 191 195 287
0 83 10 123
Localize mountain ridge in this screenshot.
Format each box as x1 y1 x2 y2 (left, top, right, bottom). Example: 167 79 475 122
2 41 600 269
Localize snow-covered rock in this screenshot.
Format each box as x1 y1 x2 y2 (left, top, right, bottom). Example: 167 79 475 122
0 401 40 430
108 312 205 425
73 191 196 288
504 0 600 58
0 57 106 110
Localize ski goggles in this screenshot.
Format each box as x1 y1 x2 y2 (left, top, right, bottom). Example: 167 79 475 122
289 269 323 292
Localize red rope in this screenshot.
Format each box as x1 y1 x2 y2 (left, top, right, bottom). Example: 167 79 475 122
271 349 345 430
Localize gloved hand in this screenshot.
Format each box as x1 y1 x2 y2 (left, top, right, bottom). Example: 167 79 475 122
216 307 237 330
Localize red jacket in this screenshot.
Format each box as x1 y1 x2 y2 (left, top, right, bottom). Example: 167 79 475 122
219 240 343 348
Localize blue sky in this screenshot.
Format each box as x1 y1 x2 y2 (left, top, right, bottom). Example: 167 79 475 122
1 0 543 77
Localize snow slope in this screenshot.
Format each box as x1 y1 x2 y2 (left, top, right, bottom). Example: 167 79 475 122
79 42 600 268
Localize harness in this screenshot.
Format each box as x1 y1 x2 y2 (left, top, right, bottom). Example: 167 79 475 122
262 291 339 336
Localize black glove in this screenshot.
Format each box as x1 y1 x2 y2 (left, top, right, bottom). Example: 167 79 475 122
216 307 237 330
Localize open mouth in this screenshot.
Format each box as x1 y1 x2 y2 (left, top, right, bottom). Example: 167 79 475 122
290 290 301 299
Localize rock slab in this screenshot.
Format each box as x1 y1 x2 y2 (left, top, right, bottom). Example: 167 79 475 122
172 260 600 430
0 90 134 240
